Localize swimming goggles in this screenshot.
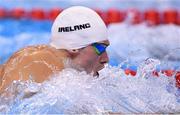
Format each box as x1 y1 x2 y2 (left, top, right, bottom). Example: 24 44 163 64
91 43 108 55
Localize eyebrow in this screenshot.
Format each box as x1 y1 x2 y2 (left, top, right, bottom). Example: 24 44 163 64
100 42 109 46
93 42 110 47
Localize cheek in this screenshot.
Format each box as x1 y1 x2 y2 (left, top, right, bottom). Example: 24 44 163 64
86 55 98 64
83 54 99 66
80 48 99 68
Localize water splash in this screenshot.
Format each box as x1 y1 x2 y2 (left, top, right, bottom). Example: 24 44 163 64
137 58 160 78
0 60 179 114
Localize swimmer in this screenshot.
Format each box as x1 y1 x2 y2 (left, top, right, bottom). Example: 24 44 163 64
0 6 109 92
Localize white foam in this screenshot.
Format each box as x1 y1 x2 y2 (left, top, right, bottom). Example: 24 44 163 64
107 23 180 67
0 62 179 114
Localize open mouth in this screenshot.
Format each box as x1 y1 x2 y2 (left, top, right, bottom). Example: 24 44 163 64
93 72 99 77
93 65 105 77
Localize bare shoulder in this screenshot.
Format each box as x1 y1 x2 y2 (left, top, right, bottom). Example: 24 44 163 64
0 45 66 91
4 45 64 68
5 45 53 62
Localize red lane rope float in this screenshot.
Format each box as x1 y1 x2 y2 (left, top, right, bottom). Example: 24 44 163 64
144 9 160 26
161 69 175 77
126 8 142 24
10 7 26 19
176 71 180 88
0 8 6 18
0 7 180 25
47 8 62 21
124 69 180 88
178 11 180 25
163 9 178 24
94 9 108 25
124 69 137 76
106 9 125 24
29 8 46 20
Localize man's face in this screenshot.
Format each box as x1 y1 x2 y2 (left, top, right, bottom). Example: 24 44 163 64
72 40 110 76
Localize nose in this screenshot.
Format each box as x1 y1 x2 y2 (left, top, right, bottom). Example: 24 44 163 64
100 51 109 64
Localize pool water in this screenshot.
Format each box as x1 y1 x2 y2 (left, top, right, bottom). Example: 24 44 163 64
0 19 180 114
0 19 51 64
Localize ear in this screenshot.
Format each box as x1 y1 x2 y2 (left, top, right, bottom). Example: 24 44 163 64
69 49 79 53
68 49 80 58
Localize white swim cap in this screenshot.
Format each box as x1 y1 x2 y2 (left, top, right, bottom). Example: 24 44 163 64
50 6 108 50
